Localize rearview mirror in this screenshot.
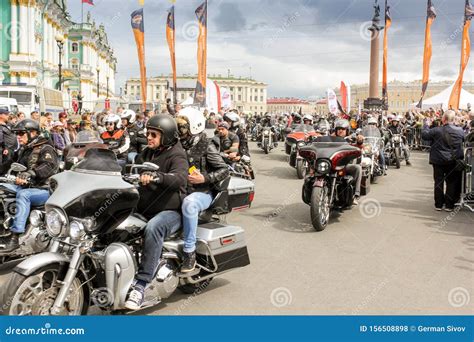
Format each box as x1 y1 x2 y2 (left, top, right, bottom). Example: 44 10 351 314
9 163 27 173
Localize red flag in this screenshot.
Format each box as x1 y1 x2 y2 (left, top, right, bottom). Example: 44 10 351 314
131 9 147 113
417 0 437 108
340 81 348 113
214 81 222 111
382 0 392 102
194 1 208 107
82 0 94 5
449 0 473 110
166 6 177 106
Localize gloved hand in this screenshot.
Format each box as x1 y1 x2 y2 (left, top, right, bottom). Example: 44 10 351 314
16 171 33 186
140 171 161 186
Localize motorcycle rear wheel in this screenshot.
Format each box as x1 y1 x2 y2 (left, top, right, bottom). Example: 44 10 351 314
310 187 330 231
2 265 89 316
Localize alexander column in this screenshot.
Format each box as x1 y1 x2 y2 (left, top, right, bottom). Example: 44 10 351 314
364 0 385 110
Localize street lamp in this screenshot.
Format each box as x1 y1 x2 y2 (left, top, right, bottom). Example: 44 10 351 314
96 67 100 98
55 34 65 91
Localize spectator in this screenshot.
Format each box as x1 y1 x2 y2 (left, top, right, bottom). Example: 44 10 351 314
30 111 39 121
422 110 465 212
17 112 25 121
51 122 66 151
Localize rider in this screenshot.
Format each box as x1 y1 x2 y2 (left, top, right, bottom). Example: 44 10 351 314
176 110 230 273
367 117 387 175
216 122 240 162
121 110 147 164
317 119 363 205
0 108 18 175
303 114 313 126
387 115 411 166
224 111 251 157
0 119 59 252
124 115 188 311
101 114 130 167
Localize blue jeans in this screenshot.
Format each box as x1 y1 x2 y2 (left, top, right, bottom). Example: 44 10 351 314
0 184 49 234
135 210 182 284
182 191 213 253
128 152 138 164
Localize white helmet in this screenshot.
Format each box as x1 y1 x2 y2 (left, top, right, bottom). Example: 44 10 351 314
120 109 136 124
177 107 205 135
104 114 122 129
368 117 378 125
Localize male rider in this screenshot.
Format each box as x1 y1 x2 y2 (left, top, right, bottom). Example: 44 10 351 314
124 115 188 310
0 119 58 252
121 110 147 163
216 122 240 163
387 116 411 166
317 119 363 205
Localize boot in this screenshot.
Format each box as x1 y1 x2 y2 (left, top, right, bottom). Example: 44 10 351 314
181 251 196 273
0 233 19 253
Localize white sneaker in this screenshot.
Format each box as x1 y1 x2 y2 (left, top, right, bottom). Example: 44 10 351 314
124 286 144 311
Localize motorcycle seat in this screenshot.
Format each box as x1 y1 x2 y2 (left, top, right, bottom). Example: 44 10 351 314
311 143 360 160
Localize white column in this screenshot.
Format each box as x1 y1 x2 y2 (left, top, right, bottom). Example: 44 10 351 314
11 4 18 54
28 5 35 57
19 4 28 53
42 17 47 63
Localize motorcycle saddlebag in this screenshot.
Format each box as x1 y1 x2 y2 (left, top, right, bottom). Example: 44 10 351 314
196 223 250 273
227 177 255 211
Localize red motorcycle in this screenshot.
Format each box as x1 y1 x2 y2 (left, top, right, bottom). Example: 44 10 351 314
285 124 320 179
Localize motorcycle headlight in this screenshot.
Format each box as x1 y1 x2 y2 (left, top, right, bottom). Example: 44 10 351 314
363 145 372 154
263 130 270 135
317 160 331 174
361 157 372 167
297 141 305 148
29 210 44 227
69 220 86 240
46 208 68 237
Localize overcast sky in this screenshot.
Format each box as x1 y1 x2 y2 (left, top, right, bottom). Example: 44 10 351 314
68 0 474 99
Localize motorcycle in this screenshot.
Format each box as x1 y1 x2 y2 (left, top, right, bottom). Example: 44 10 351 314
0 163 49 265
229 155 255 180
2 149 253 315
286 124 319 179
258 126 276 154
300 142 361 231
360 126 385 184
385 131 409 169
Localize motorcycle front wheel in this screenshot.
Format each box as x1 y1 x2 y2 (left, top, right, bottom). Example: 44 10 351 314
1 265 89 316
310 186 330 231
394 149 401 169
296 159 306 179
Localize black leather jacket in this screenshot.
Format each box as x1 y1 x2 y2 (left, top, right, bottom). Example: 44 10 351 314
182 132 229 194
127 123 147 154
15 137 59 188
230 127 250 157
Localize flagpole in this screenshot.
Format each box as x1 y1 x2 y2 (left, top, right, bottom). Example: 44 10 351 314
81 1 84 23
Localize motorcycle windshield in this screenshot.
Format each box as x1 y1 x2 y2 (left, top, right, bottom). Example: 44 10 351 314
73 148 122 174
74 130 103 144
361 126 381 138
293 124 315 133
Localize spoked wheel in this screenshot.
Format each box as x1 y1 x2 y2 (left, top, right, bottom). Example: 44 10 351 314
2 265 88 316
310 186 330 231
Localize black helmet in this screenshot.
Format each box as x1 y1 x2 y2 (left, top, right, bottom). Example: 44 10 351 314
12 119 40 133
146 114 179 147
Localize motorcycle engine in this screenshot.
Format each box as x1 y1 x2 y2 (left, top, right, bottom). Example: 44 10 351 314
148 260 179 300
20 225 51 254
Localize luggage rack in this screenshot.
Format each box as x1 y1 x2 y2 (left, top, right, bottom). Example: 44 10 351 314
459 146 474 212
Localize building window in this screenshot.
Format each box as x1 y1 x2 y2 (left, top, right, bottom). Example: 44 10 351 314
71 58 79 70
238 95 242 101
260 96 263 102
71 42 79 53
231 95 234 101
254 96 258 102
181 93 185 100
230 87 234 91
155 93 160 100
238 87 242 92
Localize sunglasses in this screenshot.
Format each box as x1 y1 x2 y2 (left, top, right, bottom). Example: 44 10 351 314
15 131 27 136
146 131 159 139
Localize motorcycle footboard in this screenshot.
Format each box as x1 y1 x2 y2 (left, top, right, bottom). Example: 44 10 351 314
196 223 250 273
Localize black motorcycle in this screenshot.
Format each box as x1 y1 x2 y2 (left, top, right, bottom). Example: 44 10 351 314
300 142 361 231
